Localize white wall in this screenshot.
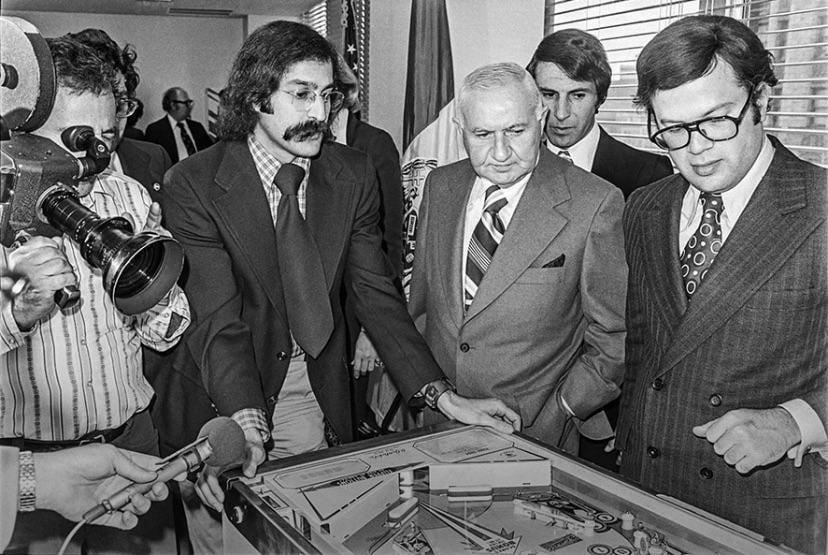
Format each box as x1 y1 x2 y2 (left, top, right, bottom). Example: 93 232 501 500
369 0 545 150
2 10 246 128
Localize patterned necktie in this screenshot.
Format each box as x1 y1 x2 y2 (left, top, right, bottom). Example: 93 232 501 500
680 191 724 298
274 163 334 358
557 150 573 164
177 121 197 156
464 185 508 310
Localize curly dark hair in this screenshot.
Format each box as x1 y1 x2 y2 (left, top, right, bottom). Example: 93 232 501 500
46 36 118 96
66 28 139 97
217 20 338 141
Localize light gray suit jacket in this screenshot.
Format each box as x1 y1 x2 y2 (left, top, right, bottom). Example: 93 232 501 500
409 149 627 450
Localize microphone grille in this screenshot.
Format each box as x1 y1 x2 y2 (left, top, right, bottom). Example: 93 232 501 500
199 417 246 467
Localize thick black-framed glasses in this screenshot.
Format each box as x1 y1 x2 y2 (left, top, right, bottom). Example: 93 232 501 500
170 99 194 107
648 91 754 151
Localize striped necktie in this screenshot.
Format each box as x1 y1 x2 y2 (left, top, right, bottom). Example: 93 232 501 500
557 149 573 163
177 121 197 156
464 185 508 311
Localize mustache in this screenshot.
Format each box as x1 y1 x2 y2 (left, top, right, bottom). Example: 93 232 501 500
283 120 329 142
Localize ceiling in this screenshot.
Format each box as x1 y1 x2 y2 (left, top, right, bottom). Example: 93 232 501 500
0 0 320 18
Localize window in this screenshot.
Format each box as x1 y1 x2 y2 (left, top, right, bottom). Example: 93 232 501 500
303 1 328 38
545 0 827 167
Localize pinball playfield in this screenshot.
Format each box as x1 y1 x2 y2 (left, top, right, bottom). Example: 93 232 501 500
221 424 797 554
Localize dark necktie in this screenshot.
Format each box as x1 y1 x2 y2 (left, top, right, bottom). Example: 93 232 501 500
274 163 334 358
464 185 508 310
177 121 197 156
557 150 573 163
680 191 724 298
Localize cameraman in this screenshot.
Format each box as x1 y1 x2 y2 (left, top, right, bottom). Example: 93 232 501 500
0 37 190 553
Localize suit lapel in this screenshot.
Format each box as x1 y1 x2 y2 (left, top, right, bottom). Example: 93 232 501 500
590 128 616 182
656 143 820 378
307 151 348 292
211 142 286 318
436 166 475 328
639 178 688 334
465 151 568 322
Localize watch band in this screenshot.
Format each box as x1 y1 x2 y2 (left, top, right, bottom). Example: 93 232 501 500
424 379 455 410
18 450 36 512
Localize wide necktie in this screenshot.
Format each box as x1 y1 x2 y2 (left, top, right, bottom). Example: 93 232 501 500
464 185 508 311
177 121 197 156
557 150 573 164
274 163 334 358
680 191 724 298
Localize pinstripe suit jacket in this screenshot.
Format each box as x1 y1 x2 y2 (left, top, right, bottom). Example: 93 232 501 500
617 137 827 551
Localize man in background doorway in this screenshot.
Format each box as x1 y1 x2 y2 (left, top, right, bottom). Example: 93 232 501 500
145 86 213 163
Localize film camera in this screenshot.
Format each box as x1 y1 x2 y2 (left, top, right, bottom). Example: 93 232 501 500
0 16 183 315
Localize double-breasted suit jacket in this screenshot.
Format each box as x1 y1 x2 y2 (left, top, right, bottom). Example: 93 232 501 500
409 149 627 450
617 137 827 551
150 140 443 452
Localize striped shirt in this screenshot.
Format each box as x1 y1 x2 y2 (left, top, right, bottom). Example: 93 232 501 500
0 169 190 441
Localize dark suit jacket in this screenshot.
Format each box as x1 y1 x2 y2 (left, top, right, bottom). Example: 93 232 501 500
617 137 827 552
346 113 404 277
591 127 673 199
144 116 213 164
117 137 171 204
409 149 627 450
151 140 444 451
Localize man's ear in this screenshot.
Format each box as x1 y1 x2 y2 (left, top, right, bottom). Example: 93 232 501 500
753 82 771 122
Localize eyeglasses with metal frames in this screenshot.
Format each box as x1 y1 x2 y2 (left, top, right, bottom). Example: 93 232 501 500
648 91 754 151
277 88 344 112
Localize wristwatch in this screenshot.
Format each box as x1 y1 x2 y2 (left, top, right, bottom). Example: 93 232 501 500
424 378 455 410
18 450 36 512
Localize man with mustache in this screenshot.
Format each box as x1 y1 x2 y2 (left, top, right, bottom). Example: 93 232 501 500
153 21 520 553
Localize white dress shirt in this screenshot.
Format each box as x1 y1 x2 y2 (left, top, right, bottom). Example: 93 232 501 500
545 121 601 171
168 114 196 161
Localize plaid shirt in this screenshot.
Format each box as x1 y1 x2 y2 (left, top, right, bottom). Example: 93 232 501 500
230 136 313 442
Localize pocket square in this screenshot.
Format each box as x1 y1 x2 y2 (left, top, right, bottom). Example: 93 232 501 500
542 254 566 268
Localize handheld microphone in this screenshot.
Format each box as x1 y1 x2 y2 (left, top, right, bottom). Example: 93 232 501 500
81 416 245 523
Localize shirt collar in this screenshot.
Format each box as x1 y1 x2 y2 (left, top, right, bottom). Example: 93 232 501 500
683 135 775 225
544 121 600 170
166 114 182 129
247 134 311 189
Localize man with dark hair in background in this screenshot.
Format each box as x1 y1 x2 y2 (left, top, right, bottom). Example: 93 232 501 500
0 36 190 554
152 20 519 552
527 29 673 198
527 28 674 471
617 15 826 552
68 28 171 204
145 86 214 163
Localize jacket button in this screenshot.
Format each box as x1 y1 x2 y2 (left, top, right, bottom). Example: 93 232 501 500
709 394 722 407
276 351 289 361
459 343 470 353
699 467 713 479
646 446 660 459
651 378 664 390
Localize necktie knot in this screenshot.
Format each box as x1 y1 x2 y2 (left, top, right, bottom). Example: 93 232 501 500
483 185 507 215
700 192 724 215
274 163 306 196
557 150 573 163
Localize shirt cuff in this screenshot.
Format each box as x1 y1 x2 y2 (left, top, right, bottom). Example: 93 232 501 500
230 408 270 443
780 399 828 466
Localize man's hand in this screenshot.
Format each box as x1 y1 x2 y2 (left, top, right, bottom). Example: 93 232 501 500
693 407 800 474
352 329 383 378
35 444 171 530
6 236 76 330
195 428 265 512
436 391 522 434
121 202 163 233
